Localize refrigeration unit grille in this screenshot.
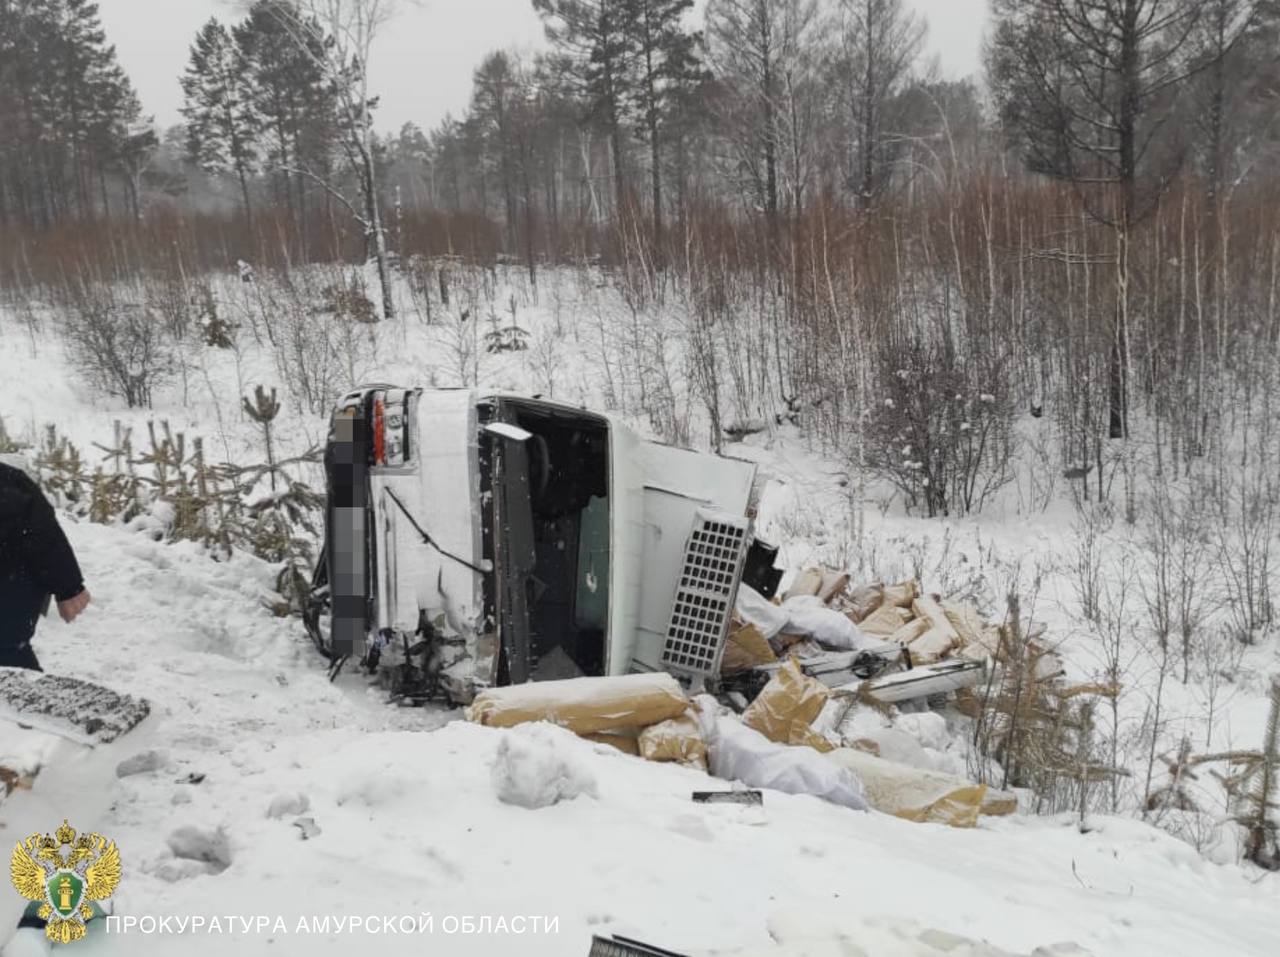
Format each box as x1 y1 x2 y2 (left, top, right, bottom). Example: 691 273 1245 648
660 509 750 678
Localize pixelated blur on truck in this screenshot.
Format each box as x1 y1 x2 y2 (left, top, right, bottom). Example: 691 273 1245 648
305 386 760 704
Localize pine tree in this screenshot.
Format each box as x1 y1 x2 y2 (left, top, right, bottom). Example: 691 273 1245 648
533 0 639 219
110 84 159 221
234 0 336 233
471 51 524 250
0 0 143 226
180 18 260 225
52 0 110 216
835 0 926 209
623 0 705 260
242 385 281 492
705 0 821 238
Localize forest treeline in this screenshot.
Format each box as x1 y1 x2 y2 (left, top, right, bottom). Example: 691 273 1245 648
3 0 1280 515
7 2 1277 267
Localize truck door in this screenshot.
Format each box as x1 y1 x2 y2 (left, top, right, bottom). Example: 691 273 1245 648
480 404 537 685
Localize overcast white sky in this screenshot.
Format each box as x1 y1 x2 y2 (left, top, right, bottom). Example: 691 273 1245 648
98 0 990 135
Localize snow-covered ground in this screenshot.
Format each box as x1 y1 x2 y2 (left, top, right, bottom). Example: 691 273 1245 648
2 266 1279 955
6 525 1278 956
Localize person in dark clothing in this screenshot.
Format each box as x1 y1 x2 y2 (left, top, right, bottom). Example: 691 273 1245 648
0 459 90 670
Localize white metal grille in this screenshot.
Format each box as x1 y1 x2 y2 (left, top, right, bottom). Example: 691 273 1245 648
660 508 750 678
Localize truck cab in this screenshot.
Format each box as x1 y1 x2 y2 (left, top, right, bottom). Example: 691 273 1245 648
308 387 758 703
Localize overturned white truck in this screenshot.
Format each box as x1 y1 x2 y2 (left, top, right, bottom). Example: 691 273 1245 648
305 387 982 706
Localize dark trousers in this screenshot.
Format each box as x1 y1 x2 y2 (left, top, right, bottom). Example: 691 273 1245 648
0 641 40 671
1 574 45 671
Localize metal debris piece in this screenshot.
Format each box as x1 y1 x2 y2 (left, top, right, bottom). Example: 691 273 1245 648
691 789 764 806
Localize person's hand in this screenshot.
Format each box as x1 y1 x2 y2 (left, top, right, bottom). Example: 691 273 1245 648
57 589 91 624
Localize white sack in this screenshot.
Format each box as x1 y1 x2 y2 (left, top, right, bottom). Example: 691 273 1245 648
736 583 790 640
700 708 868 811
780 595 880 652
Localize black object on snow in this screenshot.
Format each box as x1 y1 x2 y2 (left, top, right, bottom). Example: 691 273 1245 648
740 537 783 599
692 790 764 806
589 935 690 957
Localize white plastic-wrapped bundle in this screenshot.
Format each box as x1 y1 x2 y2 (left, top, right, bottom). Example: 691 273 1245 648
780 595 880 652
694 697 868 812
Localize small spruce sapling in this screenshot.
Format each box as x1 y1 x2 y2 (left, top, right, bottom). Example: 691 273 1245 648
242 385 281 492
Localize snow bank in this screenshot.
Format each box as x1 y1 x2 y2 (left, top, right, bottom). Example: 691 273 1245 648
490 723 599 809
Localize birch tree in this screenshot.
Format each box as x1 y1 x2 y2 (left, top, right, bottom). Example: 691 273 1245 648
705 0 821 234
834 0 925 209
266 0 399 319
988 0 1205 440
534 0 637 220
623 0 705 259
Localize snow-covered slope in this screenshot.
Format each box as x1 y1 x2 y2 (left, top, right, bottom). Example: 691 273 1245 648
11 524 1280 957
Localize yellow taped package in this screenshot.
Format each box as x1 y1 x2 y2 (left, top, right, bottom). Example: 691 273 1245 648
721 622 778 674
583 730 641 756
980 787 1018 816
638 714 708 770
888 617 931 647
881 580 920 608
783 567 825 601
817 570 851 604
741 658 830 747
857 604 912 637
465 673 690 735
906 627 955 665
846 583 884 622
826 748 988 827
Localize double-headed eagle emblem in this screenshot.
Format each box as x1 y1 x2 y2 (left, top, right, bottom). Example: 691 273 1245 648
10 820 121 944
